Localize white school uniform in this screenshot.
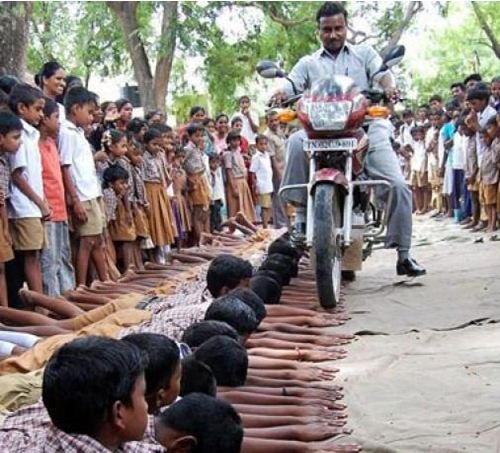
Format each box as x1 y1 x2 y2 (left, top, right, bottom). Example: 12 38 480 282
250 151 273 194
59 120 101 201
8 119 43 219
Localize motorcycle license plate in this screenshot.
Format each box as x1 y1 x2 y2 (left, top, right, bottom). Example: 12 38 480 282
304 138 357 152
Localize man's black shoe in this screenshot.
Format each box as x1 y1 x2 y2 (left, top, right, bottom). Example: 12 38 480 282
396 258 426 277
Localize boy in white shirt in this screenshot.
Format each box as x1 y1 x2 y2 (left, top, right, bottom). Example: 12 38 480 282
250 135 273 228
59 87 107 286
8 84 49 293
409 126 429 214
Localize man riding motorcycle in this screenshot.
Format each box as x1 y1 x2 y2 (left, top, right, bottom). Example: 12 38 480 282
273 1 425 277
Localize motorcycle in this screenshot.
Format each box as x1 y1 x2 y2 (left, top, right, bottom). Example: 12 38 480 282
256 46 405 308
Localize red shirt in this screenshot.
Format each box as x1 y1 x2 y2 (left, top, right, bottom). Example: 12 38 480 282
39 137 67 222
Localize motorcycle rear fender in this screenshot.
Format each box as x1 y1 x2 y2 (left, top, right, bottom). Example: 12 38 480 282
311 168 349 192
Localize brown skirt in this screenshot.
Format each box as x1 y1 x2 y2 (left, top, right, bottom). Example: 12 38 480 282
144 182 178 246
187 173 211 208
226 177 256 222
108 199 136 242
133 204 150 239
177 194 192 233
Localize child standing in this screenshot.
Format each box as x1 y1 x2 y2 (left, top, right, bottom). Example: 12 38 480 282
39 98 75 297
460 118 480 229
409 126 429 214
209 154 224 232
102 164 137 271
183 124 211 245
223 129 256 222
8 84 49 294
0 111 23 306
250 135 273 228
479 118 500 232
142 128 177 262
171 148 191 244
59 86 107 286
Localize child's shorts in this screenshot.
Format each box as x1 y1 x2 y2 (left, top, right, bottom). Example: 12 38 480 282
72 198 105 237
480 183 498 206
410 171 428 188
0 219 13 262
9 218 46 251
259 193 273 209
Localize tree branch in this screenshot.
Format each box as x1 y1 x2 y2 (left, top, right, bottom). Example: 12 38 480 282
471 1 500 60
235 1 309 27
380 1 422 56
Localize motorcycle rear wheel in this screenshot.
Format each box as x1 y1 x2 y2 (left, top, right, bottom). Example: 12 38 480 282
312 184 342 309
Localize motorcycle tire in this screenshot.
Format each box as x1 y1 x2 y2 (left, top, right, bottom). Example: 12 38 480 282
312 183 342 309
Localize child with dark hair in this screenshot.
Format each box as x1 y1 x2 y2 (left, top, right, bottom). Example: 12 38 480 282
121 332 182 413
250 135 273 227
171 147 191 246
194 335 248 387
102 164 137 271
42 336 148 451
181 320 241 348
184 123 211 245
0 111 23 306
230 116 249 154
180 356 217 397
39 98 75 297
209 153 224 232
479 118 499 232
206 254 253 297
155 393 243 453
249 275 282 305
205 296 259 338
223 128 256 222
409 125 429 214
229 287 267 324
8 84 48 294
142 128 177 263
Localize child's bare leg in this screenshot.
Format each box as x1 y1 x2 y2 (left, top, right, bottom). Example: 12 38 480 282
120 242 136 271
0 263 7 307
261 207 270 228
19 289 83 318
76 236 93 286
0 306 57 326
22 251 43 293
133 242 144 270
235 211 257 231
90 235 108 281
64 290 111 306
0 322 69 336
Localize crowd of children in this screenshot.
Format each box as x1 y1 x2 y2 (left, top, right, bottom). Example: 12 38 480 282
394 74 500 233
0 61 293 309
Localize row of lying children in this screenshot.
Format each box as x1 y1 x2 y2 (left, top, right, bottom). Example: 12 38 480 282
0 236 360 452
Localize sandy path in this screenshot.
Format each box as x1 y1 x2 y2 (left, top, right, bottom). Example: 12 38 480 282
334 216 500 452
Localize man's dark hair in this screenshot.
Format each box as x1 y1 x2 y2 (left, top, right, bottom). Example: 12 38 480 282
158 393 243 453
42 336 146 437
450 82 465 91
8 83 44 115
180 356 217 397
181 320 241 349
429 94 443 104
0 110 23 135
122 333 180 398
127 117 147 134
316 1 348 23
186 122 204 137
204 297 258 336
250 275 282 305
229 287 267 323
402 109 414 118
464 73 482 85
206 254 253 297
194 336 248 386
64 86 98 115
466 87 490 102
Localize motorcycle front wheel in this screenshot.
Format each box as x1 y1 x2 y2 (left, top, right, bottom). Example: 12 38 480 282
312 183 342 309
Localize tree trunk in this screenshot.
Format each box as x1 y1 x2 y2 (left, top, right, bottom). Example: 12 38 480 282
471 2 500 60
0 2 32 78
106 1 178 113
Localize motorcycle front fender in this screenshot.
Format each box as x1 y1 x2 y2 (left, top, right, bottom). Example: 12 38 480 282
311 168 349 193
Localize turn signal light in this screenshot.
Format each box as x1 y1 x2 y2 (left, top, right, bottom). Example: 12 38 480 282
276 109 297 123
366 106 390 118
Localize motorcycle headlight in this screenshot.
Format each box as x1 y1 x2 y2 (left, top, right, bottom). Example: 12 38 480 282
305 101 352 131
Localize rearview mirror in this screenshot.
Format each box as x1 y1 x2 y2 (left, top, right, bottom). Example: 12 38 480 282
381 45 405 71
256 60 287 79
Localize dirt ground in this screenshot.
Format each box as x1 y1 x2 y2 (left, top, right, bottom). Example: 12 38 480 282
334 215 500 452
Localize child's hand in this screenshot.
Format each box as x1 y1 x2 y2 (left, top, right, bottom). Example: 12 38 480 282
73 199 88 224
41 200 52 221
